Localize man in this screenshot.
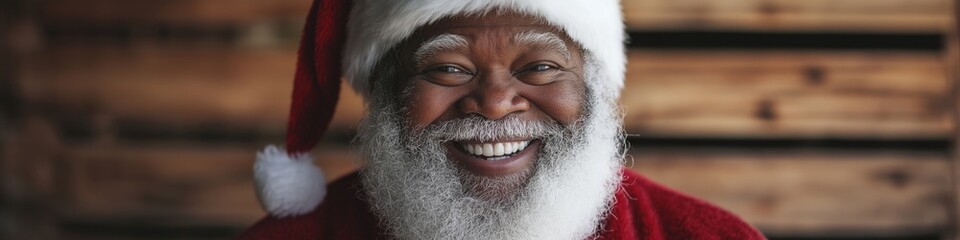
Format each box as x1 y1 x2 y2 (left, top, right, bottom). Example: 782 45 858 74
240 0 764 239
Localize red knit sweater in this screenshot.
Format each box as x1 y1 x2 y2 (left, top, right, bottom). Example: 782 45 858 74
239 168 765 239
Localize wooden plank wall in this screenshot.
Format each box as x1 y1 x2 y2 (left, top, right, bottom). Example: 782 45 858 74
950 0 960 238
621 0 953 33
1 0 956 239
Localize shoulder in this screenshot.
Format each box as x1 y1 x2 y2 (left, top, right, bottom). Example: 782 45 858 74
237 172 379 240
619 169 765 240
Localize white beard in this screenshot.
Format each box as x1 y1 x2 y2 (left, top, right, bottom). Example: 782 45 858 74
356 62 624 240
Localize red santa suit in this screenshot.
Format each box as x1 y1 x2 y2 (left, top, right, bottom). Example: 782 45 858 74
239 168 764 239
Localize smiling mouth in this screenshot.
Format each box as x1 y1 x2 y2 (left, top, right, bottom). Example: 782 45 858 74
447 139 540 176
458 140 533 160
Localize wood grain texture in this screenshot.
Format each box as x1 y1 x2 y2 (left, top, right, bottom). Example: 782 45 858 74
22 45 365 136
41 0 310 25
63 145 263 225
61 144 359 226
41 0 954 33
622 0 953 33
624 50 950 139
948 0 960 237
629 149 951 235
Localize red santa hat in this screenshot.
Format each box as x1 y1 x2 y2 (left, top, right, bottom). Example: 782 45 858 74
254 0 626 217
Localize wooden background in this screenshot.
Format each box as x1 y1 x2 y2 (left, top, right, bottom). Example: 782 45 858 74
1 0 958 239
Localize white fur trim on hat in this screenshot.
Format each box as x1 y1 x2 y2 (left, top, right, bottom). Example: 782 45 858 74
254 145 326 217
343 0 626 99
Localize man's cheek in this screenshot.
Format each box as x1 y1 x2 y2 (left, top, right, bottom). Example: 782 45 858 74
405 83 469 131
520 86 585 125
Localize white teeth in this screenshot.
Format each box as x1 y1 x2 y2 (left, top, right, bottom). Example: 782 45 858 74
468 145 478 155
461 140 532 159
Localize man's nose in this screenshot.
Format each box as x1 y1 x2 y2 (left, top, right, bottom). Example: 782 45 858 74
458 72 530 120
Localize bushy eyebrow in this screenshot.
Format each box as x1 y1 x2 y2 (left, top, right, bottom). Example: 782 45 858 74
413 33 469 66
513 31 571 61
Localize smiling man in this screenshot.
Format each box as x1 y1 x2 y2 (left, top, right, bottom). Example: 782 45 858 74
240 0 764 239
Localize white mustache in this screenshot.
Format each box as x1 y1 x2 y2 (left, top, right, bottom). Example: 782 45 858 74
413 115 570 143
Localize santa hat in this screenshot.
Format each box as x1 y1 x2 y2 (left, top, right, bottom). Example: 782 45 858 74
254 0 626 217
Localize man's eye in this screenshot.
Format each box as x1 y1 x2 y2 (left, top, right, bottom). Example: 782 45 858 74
436 66 466 73
421 65 473 86
517 62 563 85
529 64 556 72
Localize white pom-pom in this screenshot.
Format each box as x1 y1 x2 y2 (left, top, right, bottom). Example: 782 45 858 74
253 145 326 217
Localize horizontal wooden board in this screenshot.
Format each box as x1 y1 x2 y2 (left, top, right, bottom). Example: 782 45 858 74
21 45 365 136
61 144 359 226
63 145 263 225
623 50 950 139
41 0 953 34
629 149 951 235
41 0 310 25
21 46 949 140
622 0 953 33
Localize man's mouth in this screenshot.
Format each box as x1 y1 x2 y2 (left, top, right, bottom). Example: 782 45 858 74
459 140 532 160
446 139 540 176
